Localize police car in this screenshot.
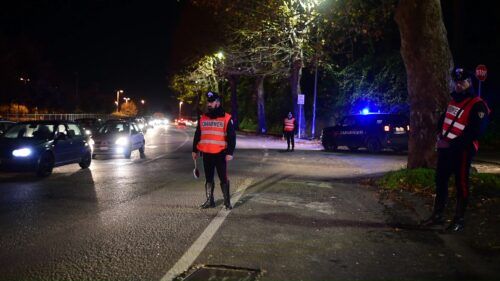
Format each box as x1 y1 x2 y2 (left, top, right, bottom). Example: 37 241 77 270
321 113 409 153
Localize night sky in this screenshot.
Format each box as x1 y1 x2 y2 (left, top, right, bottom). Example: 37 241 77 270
0 1 221 112
1 1 498 113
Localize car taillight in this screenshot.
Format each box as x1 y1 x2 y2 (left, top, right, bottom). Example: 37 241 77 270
384 125 390 132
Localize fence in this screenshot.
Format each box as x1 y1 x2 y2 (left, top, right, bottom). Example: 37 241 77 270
1 113 113 122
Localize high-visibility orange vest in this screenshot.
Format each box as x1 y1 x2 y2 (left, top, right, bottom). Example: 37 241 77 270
284 117 295 132
197 113 231 154
442 96 485 150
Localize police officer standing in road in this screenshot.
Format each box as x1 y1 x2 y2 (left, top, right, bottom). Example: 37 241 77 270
421 67 490 232
283 111 297 152
192 91 236 210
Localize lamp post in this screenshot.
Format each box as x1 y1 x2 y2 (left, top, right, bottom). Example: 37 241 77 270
116 90 124 112
123 97 130 104
179 101 183 120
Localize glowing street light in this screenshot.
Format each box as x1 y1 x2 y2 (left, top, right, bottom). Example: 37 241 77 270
19 77 30 83
116 90 124 112
215 51 224 60
141 99 145 105
179 101 183 119
123 97 130 104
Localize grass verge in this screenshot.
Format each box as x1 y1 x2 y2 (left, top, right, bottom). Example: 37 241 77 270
377 168 500 197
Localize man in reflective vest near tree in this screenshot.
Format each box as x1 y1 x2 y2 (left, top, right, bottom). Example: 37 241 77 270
421 67 490 232
283 112 297 152
192 91 236 210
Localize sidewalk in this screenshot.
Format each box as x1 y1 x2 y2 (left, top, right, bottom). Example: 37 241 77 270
236 132 322 150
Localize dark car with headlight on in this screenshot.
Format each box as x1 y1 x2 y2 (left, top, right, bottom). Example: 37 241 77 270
321 113 409 153
0 121 92 176
92 120 145 159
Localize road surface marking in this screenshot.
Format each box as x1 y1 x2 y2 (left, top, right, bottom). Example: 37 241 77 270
160 177 254 281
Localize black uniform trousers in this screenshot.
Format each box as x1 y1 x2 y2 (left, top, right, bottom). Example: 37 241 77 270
203 152 228 184
284 131 294 149
434 145 475 220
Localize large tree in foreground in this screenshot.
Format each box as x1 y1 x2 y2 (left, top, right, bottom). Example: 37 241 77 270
395 0 453 168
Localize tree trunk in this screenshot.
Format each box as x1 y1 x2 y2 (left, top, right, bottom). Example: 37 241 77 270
229 75 239 129
395 0 453 168
290 58 305 138
255 76 266 134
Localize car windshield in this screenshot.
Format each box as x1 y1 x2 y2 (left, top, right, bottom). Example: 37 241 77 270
98 123 129 134
1 123 55 140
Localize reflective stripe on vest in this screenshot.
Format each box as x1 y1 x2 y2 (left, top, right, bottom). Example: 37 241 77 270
442 96 482 141
197 113 231 154
284 118 295 132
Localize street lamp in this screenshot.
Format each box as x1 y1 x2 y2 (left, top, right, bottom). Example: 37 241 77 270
141 99 145 105
116 90 124 112
179 101 183 120
123 97 130 104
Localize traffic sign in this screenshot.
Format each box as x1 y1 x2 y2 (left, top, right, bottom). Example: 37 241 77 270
297 94 305 105
475 64 487 81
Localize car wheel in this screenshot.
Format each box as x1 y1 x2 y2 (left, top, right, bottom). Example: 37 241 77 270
348 146 359 151
322 141 338 152
79 151 92 169
36 152 54 177
366 138 381 153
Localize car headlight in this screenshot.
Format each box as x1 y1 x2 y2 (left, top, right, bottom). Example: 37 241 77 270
115 137 129 146
12 148 32 157
85 129 92 135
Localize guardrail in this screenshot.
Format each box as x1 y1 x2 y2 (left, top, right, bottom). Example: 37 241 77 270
1 113 113 122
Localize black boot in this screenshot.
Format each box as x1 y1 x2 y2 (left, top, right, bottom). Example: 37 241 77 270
221 181 232 210
200 182 215 209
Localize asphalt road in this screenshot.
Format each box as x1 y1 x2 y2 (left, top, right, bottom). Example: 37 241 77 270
0 125 498 281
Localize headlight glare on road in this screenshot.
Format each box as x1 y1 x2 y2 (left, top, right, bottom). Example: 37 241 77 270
115 137 128 146
12 148 32 157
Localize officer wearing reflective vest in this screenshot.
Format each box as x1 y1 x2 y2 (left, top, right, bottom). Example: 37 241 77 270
192 91 236 210
421 67 490 232
283 112 297 152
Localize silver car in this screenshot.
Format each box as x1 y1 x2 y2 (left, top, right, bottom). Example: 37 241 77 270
92 121 145 159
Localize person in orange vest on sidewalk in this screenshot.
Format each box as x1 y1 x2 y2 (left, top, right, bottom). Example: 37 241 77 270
283 112 297 152
192 91 236 210
421 67 490 232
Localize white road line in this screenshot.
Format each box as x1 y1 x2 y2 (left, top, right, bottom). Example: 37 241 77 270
160 177 253 281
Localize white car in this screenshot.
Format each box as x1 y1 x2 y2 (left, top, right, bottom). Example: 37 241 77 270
91 121 145 159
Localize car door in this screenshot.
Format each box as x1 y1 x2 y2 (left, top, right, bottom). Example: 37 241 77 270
130 123 142 150
53 124 73 164
66 123 86 162
338 116 358 146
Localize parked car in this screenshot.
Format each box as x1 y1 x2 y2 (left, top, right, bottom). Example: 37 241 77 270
321 113 409 153
74 117 103 136
0 121 92 176
0 120 16 135
92 120 145 159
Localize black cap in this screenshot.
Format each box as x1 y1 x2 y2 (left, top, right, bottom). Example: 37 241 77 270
452 67 472 82
206 91 220 102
